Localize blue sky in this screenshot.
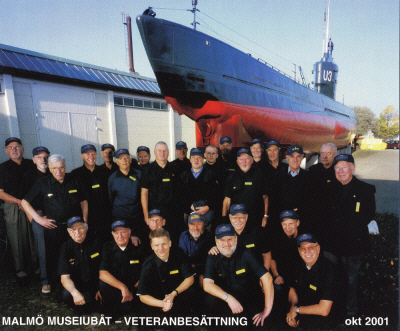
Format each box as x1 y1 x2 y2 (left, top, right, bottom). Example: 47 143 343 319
0 0 398 116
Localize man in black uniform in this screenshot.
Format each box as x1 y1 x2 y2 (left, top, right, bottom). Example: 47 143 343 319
140 208 167 258
176 147 218 226
0 137 36 285
269 145 310 235
203 224 274 327
99 220 142 317
223 148 269 228
250 138 269 172
171 141 191 175
99 143 118 176
21 146 51 292
137 228 194 316
58 216 102 312
22 154 88 285
133 146 151 171
108 149 143 236
141 142 181 240
307 143 338 234
72 144 111 243
286 233 336 329
323 154 376 317
219 136 237 172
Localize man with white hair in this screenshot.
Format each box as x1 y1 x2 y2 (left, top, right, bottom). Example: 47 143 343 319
22 154 88 289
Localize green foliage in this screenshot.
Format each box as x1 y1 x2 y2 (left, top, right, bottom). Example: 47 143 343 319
352 106 377 135
377 106 399 138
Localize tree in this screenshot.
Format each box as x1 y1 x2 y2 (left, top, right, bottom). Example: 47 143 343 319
377 106 399 139
352 106 377 136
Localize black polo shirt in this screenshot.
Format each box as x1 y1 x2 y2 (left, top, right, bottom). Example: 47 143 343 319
292 255 336 307
171 157 191 176
236 225 271 264
137 247 193 299
58 237 102 288
71 165 111 228
224 167 268 214
99 162 119 178
0 158 34 198
220 152 237 173
21 168 50 210
141 161 177 216
24 173 87 223
100 241 142 290
204 247 268 296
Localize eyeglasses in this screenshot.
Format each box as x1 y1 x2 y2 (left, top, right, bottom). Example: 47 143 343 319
68 226 86 233
205 152 217 156
50 167 66 172
299 244 319 252
149 218 163 223
320 152 333 156
6 146 22 150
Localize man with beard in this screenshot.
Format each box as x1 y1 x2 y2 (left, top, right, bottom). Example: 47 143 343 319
179 213 213 288
21 146 51 293
203 224 274 326
223 148 269 228
219 136 237 172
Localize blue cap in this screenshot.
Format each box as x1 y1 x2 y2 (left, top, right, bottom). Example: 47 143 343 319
297 233 318 246
32 146 50 156
137 146 150 154
215 224 236 239
5 137 22 147
188 212 206 224
237 148 252 157
333 154 355 165
115 149 130 158
220 136 232 144
176 141 187 150
81 144 96 154
229 204 248 215
111 220 130 231
148 209 163 218
280 210 299 221
101 144 115 152
250 138 264 148
190 147 204 157
67 216 84 228
286 145 303 156
266 140 280 148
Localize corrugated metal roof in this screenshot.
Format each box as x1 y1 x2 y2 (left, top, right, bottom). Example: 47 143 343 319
0 44 161 95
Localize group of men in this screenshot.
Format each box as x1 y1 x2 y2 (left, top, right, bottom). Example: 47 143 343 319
0 135 376 328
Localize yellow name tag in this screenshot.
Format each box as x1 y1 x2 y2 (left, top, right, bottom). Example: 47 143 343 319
129 176 136 181
246 244 255 248
309 284 317 291
69 189 77 193
91 252 99 258
47 193 53 197
355 202 360 212
170 270 179 274
245 182 252 185
327 180 331 183
92 184 100 188
130 260 139 264
229 169 235 171
236 269 245 274
163 178 170 182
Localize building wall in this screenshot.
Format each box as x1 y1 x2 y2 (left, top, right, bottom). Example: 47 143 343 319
0 75 196 166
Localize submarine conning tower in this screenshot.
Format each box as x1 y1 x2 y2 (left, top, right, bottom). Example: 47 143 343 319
313 38 338 100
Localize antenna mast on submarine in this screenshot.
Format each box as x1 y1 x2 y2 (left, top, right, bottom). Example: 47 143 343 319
189 0 199 30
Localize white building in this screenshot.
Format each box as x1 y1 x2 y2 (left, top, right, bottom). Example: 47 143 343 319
0 44 195 170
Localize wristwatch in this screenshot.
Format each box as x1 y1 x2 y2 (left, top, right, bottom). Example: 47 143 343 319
222 293 229 301
295 306 300 314
264 214 269 218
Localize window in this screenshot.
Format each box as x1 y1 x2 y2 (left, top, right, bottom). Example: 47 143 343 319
114 96 168 111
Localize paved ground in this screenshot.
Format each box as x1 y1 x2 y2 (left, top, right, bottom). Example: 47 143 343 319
352 149 399 216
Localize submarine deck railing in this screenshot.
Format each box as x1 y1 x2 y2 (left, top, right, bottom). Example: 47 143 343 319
257 57 306 86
